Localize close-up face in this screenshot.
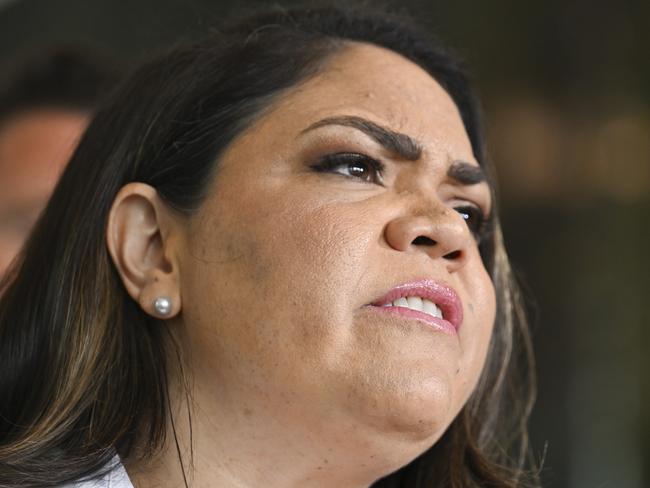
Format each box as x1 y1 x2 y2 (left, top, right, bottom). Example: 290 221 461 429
176 42 496 463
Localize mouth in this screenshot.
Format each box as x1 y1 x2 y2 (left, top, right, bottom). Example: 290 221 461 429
363 279 463 335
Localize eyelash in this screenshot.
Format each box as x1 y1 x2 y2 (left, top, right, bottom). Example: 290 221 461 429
310 152 490 243
455 206 490 244
311 152 386 184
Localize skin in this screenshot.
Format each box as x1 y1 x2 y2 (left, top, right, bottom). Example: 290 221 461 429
108 42 496 488
0 109 88 276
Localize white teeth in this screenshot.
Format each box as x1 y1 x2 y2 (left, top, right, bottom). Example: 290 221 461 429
386 296 443 320
422 299 443 319
422 299 437 317
394 297 409 308
406 296 423 310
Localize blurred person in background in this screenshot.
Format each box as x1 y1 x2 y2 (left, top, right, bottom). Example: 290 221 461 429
0 49 118 277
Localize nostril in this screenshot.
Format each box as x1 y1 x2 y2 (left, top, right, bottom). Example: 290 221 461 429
443 250 461 260
412 236 436 246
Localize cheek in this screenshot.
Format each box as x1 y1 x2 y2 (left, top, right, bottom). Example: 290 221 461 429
180 178 498 445
455 266 497 404
181 186 374 379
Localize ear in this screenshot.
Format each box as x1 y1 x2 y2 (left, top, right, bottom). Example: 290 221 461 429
107 183 182 318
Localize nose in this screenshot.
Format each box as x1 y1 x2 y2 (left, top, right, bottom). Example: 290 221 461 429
384 203 471 273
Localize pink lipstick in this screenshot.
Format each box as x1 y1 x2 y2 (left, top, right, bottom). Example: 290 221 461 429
364 279 463 335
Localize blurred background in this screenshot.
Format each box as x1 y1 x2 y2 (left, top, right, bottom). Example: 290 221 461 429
0 0 647 486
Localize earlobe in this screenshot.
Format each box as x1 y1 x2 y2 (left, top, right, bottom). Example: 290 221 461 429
106 183 182 318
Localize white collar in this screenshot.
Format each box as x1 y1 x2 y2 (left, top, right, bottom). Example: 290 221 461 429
62 456 133 488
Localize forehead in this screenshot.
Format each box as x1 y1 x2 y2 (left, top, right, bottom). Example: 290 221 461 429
242 42 474 162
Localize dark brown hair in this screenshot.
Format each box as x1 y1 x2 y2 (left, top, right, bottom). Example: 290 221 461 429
0 4 537 487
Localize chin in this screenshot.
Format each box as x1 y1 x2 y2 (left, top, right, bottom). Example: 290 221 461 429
350 372 457 449
347 400 456 483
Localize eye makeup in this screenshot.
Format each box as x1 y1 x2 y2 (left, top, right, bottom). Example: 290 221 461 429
309 148 492 244
310 152 385 185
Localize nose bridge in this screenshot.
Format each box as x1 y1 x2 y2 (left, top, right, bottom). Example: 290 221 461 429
396 179 448 225
394 162 435 194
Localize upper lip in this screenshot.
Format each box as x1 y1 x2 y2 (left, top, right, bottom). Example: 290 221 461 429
367 279 464 330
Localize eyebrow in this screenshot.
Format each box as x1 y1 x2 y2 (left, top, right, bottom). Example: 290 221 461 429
300 115 422 161
447 160 487 185
299 115 487 185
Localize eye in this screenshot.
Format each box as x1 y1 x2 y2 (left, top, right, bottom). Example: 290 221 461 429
454 205 489 243
310 152 384 185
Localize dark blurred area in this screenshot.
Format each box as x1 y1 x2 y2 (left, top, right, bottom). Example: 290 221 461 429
1 0 647 486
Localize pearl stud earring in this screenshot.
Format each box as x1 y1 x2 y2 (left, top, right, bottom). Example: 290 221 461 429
153 297 172 316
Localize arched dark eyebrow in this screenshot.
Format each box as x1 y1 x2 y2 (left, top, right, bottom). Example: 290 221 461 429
300 115 422 161
300 115 487 185
447 160 487 185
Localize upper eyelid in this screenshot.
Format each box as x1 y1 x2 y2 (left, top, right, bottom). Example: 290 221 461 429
303 133 486 186
445 181 492 217
316 152 385 183
315 151 384 170
312 151 492 213
450 197 491 215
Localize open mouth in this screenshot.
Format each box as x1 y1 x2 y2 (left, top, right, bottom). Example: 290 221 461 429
378 296 443 319
365 279 463 334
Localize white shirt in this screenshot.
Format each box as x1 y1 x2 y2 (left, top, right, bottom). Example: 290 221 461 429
61 457 134 488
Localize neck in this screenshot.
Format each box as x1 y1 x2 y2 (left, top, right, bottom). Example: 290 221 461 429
125 376 412 488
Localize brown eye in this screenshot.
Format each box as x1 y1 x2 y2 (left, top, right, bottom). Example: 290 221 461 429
311 152 384 184
454 205 488 242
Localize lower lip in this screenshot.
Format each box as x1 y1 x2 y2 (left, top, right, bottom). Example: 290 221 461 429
364 305 457 335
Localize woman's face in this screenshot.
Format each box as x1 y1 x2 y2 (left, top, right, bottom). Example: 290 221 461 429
177 43 496 466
